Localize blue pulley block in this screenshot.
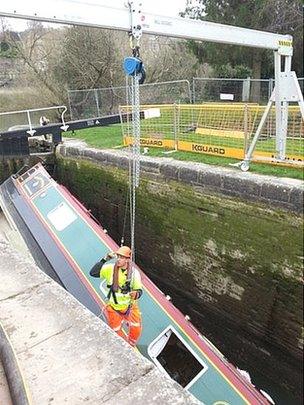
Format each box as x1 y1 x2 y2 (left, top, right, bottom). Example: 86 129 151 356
123 57 142 76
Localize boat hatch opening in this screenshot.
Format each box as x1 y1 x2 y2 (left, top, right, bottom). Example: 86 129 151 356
148 325 208 390
47 202 77 231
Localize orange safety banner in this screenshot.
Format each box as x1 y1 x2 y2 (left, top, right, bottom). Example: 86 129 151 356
124 136 175 149
123 137 303 167
177 140 244 159
178 140 303 166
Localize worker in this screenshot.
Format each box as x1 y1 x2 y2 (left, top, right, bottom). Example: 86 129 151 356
39 116 50 126
89 246 143 347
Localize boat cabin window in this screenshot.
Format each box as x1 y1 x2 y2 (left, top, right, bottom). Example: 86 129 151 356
148 326 207 389
23 173 50 197
47 202 77 231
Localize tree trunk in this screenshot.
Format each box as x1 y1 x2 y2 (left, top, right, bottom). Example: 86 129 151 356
251 50 262 103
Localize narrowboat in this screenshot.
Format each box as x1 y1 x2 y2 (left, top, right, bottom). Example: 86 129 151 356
0 163 273 404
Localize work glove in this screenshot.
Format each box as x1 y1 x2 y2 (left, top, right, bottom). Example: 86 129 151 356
104 252 116 261
129 291 141 300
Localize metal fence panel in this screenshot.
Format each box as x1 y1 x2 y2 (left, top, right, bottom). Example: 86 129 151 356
121 103 303 164
140 80 191 105
192 77 271 104
193 78 244 103
68 88 102 121
68 80 191 120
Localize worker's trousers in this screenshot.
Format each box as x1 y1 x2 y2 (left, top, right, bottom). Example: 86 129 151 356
105 303 142 347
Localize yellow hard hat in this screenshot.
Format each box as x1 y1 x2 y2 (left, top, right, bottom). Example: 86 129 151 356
116 246 132 258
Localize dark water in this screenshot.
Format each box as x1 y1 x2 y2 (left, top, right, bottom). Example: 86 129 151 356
146 272 302 405
251 371 301 405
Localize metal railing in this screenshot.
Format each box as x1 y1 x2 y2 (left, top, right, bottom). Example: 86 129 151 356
0 106 68 134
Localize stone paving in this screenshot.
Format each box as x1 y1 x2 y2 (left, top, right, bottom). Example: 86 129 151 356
0 237 200 405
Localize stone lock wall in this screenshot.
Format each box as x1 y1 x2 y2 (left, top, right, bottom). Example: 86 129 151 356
55 147 303 366
1 145 303 400
0 156 54 184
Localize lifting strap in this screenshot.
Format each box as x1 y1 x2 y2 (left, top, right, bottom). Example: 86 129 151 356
107 263 133 305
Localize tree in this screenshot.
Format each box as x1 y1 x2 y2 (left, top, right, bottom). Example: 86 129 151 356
6 20 67 109
56 26 127 91
2 19 208 114
140 36 207 83
0 20 21 91
182 0 303 82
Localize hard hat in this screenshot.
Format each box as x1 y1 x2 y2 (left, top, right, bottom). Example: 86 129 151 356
116 246 131 258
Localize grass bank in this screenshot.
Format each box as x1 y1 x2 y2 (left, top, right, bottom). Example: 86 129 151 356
65 126 304 180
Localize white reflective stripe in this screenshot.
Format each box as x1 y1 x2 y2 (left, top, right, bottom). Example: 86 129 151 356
113 292 129 299
130 322 141 327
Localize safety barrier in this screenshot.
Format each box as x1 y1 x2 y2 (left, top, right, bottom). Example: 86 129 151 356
68 80 191 119
68 77 304 120
120 103 304 165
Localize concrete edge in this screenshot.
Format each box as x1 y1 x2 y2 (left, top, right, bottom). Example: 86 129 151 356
0 323 31 405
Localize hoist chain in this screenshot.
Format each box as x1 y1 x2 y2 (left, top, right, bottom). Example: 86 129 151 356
129 72 141 262
123 0 144 262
